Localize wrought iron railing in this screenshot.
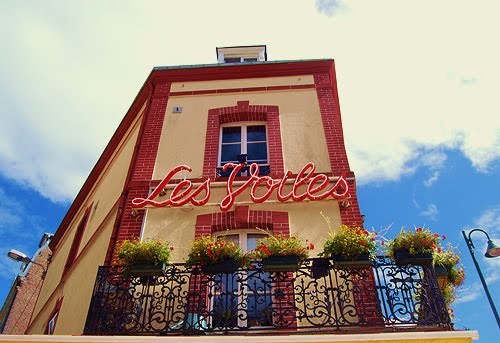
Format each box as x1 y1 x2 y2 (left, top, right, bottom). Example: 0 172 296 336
84 257 452 335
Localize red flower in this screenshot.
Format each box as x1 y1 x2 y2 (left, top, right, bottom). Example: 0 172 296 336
416 227 423 232
170 246 174 250
437 248 442 253
309 243 315 250
433 233 439 238
360 241 366 246
442 235 447 240
371 237 376 241
381 241 385 245
364 230 370 235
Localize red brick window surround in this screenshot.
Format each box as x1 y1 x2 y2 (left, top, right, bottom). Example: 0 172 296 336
44 297 63 334
63 205 92 277
203 101 284 180
195 206 289 237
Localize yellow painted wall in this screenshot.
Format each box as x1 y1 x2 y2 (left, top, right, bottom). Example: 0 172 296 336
143 180 342 262
155 76 331 179
27 210 116 334
28 102 146 333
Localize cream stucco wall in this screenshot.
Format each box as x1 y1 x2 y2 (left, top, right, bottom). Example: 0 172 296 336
154 76 331 179
29 102 146 334
142 180 343 262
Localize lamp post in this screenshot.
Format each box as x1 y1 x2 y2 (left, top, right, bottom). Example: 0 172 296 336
7 249 46 274
462 229 500 329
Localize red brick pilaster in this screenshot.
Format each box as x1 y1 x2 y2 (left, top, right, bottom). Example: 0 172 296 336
314 70 363 227
107 82 171 262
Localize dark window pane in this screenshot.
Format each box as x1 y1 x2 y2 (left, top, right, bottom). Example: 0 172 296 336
221 144 241 164
244 58 258 62
222 127 241 143
247 125 266 142
247 142 267 162
224 57 241 63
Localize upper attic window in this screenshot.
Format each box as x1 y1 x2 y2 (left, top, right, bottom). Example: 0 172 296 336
217 45 267 64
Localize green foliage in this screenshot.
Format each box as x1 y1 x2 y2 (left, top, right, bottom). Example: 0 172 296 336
434 242 465 289
185 236 250 268
321 224 377 258
387 227 441 256
116 238 173 266
252 233 313 261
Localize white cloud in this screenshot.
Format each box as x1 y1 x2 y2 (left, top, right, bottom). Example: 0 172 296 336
419 203 439 221
455 282 482 304
316 0 345 16
423 171 439 187
0 1 498 202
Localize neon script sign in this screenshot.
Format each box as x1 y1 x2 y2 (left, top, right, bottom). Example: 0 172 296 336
132 162 349 212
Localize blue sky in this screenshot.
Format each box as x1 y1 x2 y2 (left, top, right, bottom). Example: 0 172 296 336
1 0 499 341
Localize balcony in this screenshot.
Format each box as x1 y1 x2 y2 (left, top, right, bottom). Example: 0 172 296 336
84 257 452 336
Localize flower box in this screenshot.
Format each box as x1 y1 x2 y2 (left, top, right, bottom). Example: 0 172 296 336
201 259 237 274
394 250 433 266
263 255 300 272
128 262 167 276
333 253 372 269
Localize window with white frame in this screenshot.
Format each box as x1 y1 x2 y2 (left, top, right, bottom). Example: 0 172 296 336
218 123 268 174
213 230 272 328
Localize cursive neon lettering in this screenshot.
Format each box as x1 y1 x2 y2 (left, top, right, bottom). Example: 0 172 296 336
132 162 349 211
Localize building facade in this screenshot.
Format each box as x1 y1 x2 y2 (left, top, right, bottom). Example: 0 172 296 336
4 46 477 343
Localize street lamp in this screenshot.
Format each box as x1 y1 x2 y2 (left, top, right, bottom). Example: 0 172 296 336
462 229 500 329
7 249 46 274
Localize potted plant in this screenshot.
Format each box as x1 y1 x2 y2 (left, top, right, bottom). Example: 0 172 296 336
185 236 249 274
433 243 465 289
116 238 173 276
320 224 377 269
252 233 313 272
387 227 441 266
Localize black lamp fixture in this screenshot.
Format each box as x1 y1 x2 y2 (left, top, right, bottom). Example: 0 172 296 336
462 229 500 329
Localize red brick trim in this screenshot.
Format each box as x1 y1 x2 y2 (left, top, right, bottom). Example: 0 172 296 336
194 206 289 236
313 66 363 228
106 82 171 264
62 205 92 278
202 101 284 180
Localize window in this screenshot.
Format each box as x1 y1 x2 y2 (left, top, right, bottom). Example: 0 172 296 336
63 205 92 277
218 123 269 176
223 57 258 63
47 312 58 335
213 231 272 328
45 298 63 335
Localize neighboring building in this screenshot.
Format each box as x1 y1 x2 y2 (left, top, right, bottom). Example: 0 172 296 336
3 46 477 343
1 233 52 334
